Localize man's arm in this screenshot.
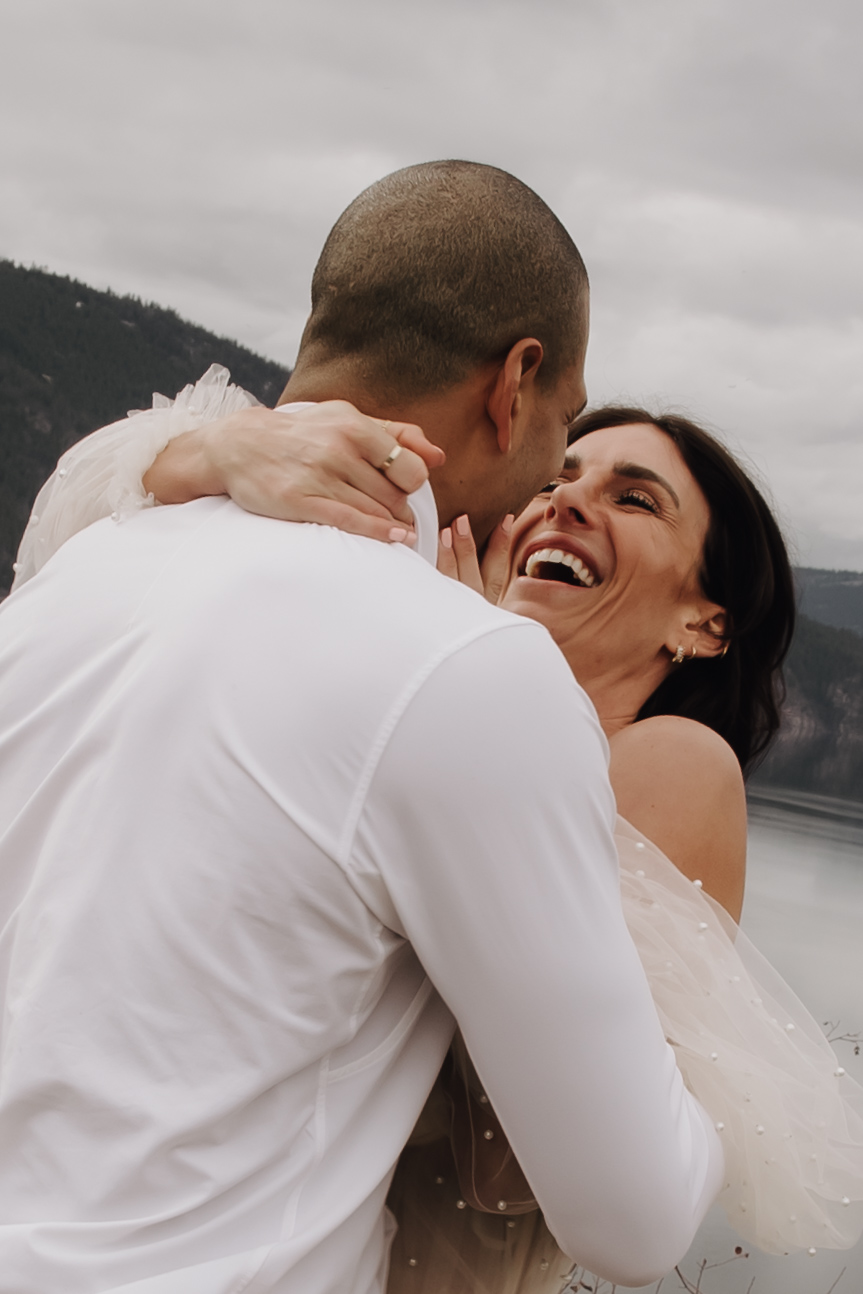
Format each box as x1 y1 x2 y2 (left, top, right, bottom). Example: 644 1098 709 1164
351 622 724 1287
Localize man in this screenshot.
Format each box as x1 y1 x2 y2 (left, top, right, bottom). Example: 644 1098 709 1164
0 161 723 1293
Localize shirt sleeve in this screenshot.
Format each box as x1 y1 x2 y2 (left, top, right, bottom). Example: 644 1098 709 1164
350 620 724 1287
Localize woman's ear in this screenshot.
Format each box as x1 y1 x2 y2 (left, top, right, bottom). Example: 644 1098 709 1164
695 607 728 658
486 338 544 454
664 604 728 661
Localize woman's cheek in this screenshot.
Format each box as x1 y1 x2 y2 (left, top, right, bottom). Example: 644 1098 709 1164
509 500 548 552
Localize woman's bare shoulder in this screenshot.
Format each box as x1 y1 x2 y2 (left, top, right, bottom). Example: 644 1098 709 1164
608 716 747 919
610 714 742 783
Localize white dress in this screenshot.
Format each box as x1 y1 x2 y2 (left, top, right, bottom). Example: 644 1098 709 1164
384 819 863 1293
13 369 863 1288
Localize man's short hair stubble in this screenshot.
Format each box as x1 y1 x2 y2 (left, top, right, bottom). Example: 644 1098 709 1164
298 161 589 401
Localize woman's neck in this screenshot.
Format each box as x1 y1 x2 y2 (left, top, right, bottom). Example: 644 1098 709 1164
560 649 671 741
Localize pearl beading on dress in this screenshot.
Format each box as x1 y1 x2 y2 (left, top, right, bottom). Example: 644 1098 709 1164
616 817 863 1256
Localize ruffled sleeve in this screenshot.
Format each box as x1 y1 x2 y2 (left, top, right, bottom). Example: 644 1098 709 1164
12 365 259 590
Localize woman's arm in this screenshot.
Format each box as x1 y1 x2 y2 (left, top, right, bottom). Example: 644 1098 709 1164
608 715 747 921
12 371 444 591
143 401 444 541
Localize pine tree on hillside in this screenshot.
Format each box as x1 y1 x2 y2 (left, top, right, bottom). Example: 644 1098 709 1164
754 615 863 800
0 260 289 592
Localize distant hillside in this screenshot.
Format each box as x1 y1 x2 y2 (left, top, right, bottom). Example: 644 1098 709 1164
795 567 863 638
1 261 861 803
752 614 863 803
752 547 863 804
0 260 289 592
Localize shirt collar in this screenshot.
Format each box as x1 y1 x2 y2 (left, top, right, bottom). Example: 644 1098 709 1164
406 480 440 567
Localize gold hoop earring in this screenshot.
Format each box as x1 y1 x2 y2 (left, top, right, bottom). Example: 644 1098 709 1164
719 641 730 658
690 645 697 659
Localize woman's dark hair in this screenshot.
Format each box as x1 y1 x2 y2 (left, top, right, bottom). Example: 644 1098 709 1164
569 407 796 775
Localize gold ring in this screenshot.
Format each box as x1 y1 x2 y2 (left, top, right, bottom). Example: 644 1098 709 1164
380 444 403 471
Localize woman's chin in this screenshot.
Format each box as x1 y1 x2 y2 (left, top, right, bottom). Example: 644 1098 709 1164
501 575 598 625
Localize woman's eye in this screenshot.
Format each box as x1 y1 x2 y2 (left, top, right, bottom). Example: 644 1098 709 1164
537 473 576 494
616 489 660 514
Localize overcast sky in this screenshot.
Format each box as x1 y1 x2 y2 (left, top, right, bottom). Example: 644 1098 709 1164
3 0 862 570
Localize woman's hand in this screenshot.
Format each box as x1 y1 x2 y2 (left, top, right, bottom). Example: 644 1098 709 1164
143 401 445 545
437 513 513 603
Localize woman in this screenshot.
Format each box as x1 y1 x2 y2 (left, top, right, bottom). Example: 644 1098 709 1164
387 408 805 1291
12 368 863 1289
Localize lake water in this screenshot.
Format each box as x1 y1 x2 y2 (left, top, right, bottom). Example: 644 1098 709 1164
622 798 863 1294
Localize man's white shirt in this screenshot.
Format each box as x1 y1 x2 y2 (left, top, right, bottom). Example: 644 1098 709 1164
0 484 722 1293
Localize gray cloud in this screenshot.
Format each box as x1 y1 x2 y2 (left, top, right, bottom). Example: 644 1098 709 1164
2 0 861 568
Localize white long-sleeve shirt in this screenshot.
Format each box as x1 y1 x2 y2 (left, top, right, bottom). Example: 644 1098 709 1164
0 486 722 1293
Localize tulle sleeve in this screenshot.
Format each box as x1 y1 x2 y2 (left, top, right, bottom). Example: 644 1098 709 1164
616 816 863 1256
11 364 259 591
388 820 863 1292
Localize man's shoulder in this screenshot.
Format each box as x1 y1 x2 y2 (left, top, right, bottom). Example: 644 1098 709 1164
174 497 530 638
75 496 538 668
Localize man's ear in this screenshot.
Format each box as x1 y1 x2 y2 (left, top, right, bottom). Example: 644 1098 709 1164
664 604 728 660
486 338 544 454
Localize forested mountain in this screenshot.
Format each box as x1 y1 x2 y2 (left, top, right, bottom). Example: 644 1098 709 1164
1 261 861 802
753 614 863 802
0 260 289 593
795 567 863 637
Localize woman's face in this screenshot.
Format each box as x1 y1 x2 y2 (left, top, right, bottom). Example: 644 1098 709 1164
501 423 717 684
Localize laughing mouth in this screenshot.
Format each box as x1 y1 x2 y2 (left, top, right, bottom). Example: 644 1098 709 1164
523 548 598 588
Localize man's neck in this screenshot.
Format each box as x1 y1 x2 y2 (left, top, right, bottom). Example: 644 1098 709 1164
278 359 389 419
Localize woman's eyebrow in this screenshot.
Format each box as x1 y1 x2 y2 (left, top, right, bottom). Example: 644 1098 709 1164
562 449 681 508
613 461 680 508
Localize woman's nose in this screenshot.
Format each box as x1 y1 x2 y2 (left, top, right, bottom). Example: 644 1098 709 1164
545 479 591 527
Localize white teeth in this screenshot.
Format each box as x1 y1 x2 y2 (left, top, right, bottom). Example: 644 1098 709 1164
524 547 596 586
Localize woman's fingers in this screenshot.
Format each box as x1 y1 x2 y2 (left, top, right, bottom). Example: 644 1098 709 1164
149 399 445 541
437 528 459 580
321 479 412 523
479 515 514 604
390 421 446 471
388 421 446 488
451 515 485 595
437 516 484 595
307 401 442 495
271 476 419 542
304 496 417 545
438 515 513 601
340 459 418 526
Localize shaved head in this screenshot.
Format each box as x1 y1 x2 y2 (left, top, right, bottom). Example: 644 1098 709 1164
296 160 589 400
